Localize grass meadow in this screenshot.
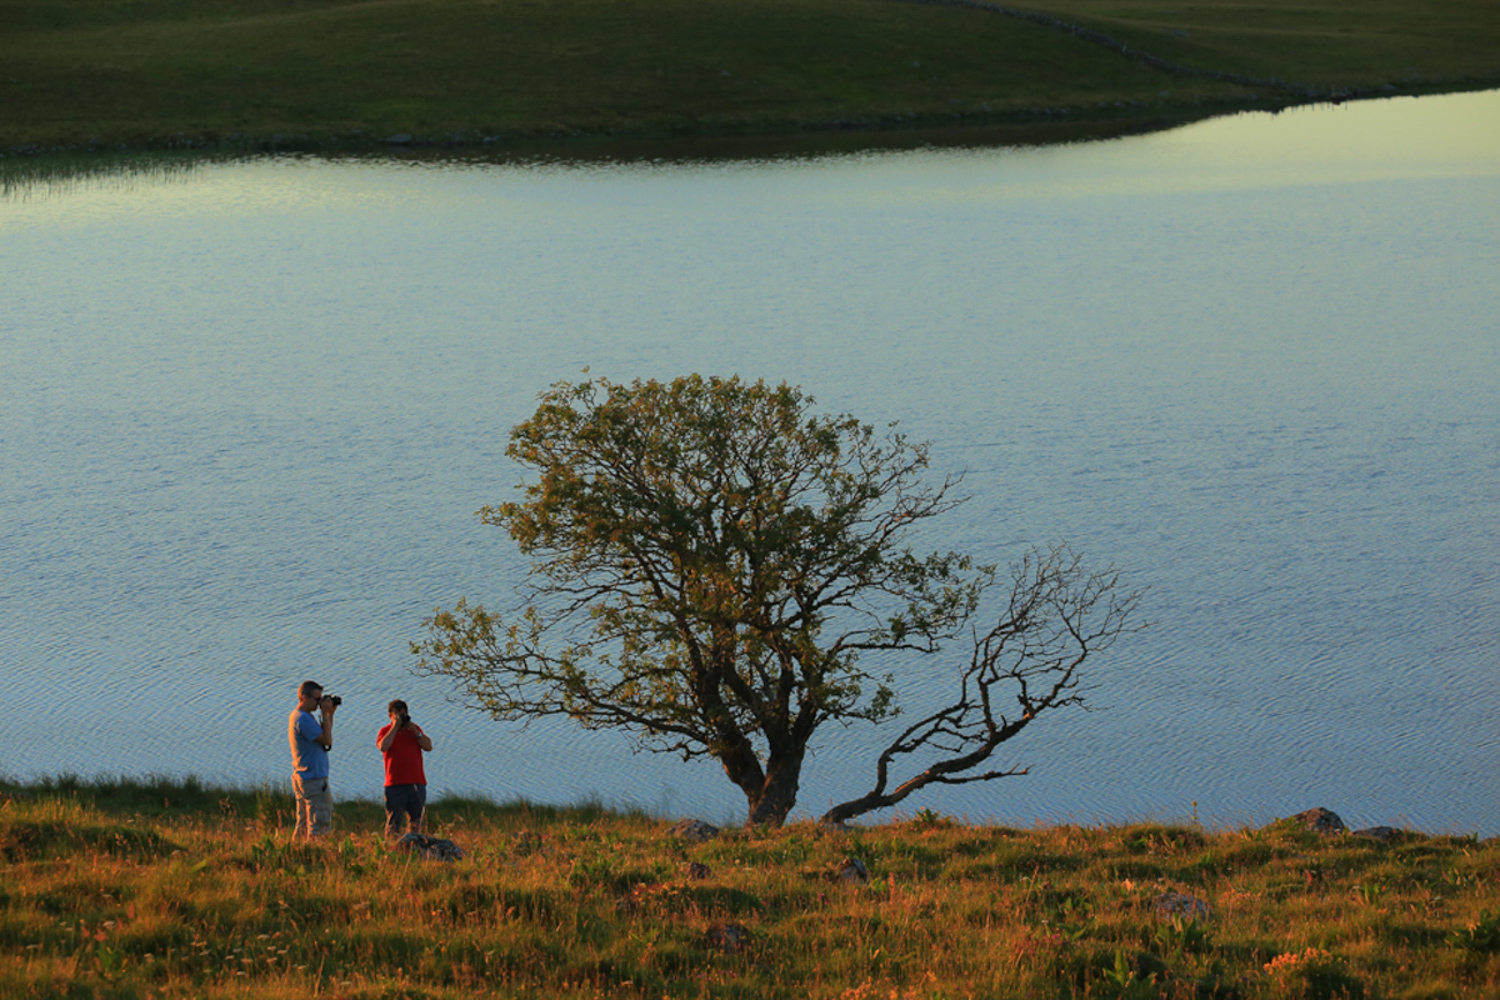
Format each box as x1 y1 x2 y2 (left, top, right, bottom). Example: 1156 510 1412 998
1 0 1498 150
2 775 1497 999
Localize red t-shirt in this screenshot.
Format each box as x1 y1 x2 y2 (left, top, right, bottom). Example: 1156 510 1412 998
377 723 427 786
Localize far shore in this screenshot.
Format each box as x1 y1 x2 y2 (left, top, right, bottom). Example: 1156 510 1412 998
0 82 1458 163
3 0 1496 162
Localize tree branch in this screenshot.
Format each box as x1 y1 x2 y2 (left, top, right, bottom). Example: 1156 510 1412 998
821 543 1145 825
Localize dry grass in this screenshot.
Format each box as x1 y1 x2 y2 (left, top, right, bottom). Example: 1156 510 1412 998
2 776 1498 998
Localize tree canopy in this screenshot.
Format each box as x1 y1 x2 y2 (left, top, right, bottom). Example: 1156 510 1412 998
414 374 1144 826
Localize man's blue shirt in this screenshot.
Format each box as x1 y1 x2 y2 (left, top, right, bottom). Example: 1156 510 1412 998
289 709 329 778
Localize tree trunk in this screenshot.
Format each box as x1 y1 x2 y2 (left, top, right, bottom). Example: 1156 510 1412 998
745 753 804 827
716 734 767 805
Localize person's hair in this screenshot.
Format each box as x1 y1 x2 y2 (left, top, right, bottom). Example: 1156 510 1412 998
299 680 323 698
388 699 409 715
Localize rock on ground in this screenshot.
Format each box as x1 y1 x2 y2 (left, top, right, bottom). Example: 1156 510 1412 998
396 832 465 861
1290 807 1347 835
667 819 721 842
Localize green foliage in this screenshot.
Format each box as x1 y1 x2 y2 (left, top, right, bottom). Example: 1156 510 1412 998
1448 909 1500 953
910 807 952 831
1096 948 1160 1000
420 374 974 739
1154 915 1213 956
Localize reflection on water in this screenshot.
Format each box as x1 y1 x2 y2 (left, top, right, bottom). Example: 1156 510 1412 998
2 90 1497 832
0 108 1218 201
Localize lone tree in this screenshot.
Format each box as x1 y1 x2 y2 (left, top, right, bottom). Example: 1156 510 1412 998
414 375 1144 827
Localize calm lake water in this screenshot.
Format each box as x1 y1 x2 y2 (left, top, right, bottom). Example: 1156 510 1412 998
3 91 1497 832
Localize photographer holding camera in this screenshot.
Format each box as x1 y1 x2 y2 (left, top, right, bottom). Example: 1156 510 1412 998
377 699 433 840
288 680 339 840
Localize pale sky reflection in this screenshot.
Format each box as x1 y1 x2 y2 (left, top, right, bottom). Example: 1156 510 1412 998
4 89 1496 224
828 88 1500 207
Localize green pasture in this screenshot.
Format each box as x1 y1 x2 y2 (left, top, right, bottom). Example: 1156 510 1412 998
1 0 1497 151
1014 0 1500 87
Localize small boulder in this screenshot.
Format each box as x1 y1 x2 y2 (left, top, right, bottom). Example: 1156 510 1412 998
685 861 712 880
1154 890 1211 922
1291 808 1347 835
667 819 721 842
803 856 871 883
396 832 465 861
705 922 752 951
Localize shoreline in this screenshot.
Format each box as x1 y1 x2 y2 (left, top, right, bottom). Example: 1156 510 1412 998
5 773 1494 841
1 81 1490 167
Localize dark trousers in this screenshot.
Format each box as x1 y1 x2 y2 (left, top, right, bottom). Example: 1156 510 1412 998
384 783 426 838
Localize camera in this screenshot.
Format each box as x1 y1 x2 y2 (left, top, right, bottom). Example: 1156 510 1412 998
398 713 411 727
324 695 342 707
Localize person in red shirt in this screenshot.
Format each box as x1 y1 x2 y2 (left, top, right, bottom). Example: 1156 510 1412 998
376 699 434 840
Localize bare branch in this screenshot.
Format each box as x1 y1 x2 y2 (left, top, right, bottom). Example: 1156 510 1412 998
821 543 1146 825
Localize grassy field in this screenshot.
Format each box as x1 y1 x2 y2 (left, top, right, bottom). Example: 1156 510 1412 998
1 0 1497 152
3 776 1498 999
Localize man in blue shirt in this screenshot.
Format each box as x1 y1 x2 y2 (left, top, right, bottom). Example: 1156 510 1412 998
288 680 338 839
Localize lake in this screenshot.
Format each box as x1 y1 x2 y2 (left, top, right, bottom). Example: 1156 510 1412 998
2 90 1497 833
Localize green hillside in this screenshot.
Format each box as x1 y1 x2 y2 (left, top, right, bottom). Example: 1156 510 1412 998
1 0 1497 156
